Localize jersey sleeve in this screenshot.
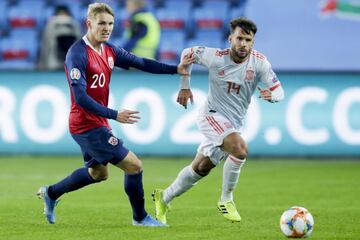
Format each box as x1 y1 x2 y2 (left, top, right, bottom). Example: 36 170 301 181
65 45 87 87
107 43 177 74
191 46 215 68
178 46 215 89
257 60 284 102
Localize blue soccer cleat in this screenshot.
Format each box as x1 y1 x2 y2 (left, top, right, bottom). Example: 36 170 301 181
37 186 59 224
132 214 169 227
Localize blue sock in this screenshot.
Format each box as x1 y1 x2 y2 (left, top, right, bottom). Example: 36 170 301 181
124 171 147 221
48 167 96 200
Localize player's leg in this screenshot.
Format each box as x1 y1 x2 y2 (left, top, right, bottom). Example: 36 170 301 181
44 127 114 200
153 153 208 224
168 110 232 197
113 151 166 227
197 111 246 222
221 132 247 202
37 150 105 224
154 148 222 224
217 132 248 222
37 159 102 224
114 151 146 222
37 127 114 224
48 158 107 198
153 111 229 223
162 152 213 203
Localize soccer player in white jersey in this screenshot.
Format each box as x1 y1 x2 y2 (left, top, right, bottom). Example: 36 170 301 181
153 17 285 224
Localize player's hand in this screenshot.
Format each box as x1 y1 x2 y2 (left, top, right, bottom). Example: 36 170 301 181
116 109 140 124
177 53 194 76
257 86 273 102
177 89 194 109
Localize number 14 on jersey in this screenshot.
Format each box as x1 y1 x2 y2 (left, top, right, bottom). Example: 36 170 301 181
227 82 241 94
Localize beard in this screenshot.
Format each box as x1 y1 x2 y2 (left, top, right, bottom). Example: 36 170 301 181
231 46 250 62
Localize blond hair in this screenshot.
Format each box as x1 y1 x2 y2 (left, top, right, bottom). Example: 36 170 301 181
87 2 114 19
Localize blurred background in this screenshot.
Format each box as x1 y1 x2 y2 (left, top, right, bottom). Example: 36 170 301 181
0 0 359 158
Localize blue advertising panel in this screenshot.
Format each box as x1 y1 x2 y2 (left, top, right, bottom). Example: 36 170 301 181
0 71 359 156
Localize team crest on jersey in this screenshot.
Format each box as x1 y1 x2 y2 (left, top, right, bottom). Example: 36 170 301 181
108 136 118 146
245 69 254 81
218 70 225 76
108 57 114 69
70 68 81 80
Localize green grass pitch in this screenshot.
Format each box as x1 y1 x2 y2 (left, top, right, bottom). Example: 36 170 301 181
0 156 359 240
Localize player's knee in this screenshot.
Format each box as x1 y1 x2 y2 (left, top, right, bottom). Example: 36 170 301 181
127 165 142 174
231 143 248 159
97 174 109 182
90 171 109 182
194 167 210 176
125 161 142 174
194 162 214 176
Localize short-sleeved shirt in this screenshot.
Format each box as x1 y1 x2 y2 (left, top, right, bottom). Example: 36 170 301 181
190 46 281 129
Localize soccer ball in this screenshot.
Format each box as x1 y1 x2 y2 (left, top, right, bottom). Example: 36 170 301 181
280 206 314 238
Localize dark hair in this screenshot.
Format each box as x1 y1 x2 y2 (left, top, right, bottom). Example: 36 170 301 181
55 5 71 15
230 17 257 35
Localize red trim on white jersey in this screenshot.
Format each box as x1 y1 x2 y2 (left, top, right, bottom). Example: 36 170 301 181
215 49 230 57
251 50 266 61
270 83 281 91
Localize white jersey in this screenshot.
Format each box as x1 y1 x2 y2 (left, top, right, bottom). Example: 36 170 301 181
182 46 283 129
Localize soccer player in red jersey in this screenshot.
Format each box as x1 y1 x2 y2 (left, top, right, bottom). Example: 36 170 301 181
37 2 193 227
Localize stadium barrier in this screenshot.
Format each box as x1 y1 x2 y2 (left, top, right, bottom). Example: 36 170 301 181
0 71 359 157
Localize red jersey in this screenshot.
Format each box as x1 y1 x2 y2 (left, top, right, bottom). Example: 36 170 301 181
64 36 178 134
65 37 122 134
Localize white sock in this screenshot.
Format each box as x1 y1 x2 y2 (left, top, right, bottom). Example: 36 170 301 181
163 165 202 204
220 156 246 202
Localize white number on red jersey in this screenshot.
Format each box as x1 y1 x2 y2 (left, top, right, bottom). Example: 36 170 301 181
91 73 106 88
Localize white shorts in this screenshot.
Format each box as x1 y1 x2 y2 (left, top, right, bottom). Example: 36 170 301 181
196 110 240 165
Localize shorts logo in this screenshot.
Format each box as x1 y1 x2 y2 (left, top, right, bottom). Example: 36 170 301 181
70 68 81 80
108 136 118 146
108 57 114 69
224 122 232 129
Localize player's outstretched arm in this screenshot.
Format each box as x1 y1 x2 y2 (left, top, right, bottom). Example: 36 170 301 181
111 45 192 75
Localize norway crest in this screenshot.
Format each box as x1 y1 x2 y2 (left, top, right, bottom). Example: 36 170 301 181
108 136 118 146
